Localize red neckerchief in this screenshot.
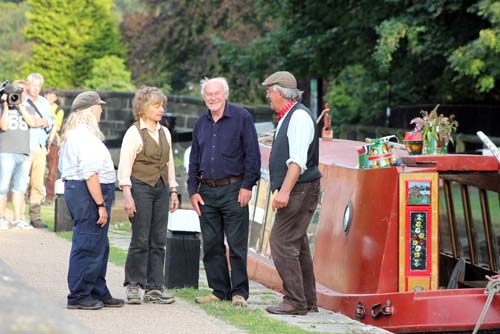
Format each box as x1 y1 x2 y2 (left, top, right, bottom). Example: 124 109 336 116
276 100 297 122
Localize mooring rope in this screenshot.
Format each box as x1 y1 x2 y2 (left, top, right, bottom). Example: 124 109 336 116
472 275 500 334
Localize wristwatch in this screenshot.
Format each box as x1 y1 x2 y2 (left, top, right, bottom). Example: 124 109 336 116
96 202 106 208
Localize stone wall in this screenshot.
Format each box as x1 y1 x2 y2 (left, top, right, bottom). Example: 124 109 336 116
57 90 273 140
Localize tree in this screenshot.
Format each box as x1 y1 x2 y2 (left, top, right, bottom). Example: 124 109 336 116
24 0 127 89
213 1 499 123
0 1 31 81
121 0 272 102
83 55 135 91
448 0 500 98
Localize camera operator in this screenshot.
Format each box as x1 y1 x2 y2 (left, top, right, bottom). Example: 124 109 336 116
0 80 49 229
25 73 55 228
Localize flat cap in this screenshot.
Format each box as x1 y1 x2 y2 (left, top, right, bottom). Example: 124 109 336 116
261 71 297 89
72 91 106 111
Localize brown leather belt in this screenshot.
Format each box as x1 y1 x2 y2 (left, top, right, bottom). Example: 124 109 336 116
197 175 243 187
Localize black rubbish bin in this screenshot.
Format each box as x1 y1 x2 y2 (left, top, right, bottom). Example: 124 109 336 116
54 195 73 232
164 231 200 289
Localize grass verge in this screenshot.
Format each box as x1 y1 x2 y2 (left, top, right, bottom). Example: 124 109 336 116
175 289 318 334
39 203 329 334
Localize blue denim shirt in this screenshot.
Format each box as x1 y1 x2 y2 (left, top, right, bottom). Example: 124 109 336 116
187 102 261 196
24 96 54 152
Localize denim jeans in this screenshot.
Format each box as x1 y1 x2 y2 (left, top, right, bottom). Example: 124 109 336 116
124 178 169 290
0 152 30 195
199 181 249 300
65 180 115 305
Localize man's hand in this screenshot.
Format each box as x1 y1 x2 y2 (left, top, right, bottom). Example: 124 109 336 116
272 189 291 211
190 193 205 216
238 188 252 207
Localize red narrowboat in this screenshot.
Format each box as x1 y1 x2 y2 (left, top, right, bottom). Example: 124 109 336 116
247 138 500 333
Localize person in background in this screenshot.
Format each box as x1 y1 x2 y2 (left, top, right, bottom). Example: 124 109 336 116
118 86 179 305
262 71 322 315
188 77 260 307
43 87 64 205
25 73 55 228
0 80 48 229
59 91 124 310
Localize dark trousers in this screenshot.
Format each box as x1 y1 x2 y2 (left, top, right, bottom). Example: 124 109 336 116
45 143 59 201
199 181 249 300
124 178 169 290
270 179 320 309
64 180 115 305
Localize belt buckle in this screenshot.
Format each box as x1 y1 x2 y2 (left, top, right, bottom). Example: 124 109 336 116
207 179 216 187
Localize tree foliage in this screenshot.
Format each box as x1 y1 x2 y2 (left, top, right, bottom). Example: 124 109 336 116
121 0 273 102
121 0 500 121
0 1 31 81
83 55 135 91
24 0 129 89
449 0 500 97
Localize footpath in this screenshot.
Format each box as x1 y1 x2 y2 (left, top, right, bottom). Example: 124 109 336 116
0 206 390 334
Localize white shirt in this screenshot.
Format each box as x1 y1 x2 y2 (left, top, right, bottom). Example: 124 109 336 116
275 108 315 174
58 126 116 184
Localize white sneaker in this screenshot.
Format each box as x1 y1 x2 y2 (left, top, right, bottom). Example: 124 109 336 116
0 217 10 230
13 220 33 230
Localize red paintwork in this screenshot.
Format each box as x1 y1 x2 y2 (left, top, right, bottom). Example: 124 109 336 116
248 139 500 333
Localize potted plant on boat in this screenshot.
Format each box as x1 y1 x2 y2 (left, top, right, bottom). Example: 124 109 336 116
410 104 459 154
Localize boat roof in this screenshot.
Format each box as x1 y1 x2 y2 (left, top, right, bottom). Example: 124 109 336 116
261 138 499 172
318 139 500 172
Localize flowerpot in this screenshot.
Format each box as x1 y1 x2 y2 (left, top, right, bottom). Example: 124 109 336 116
403 132 423 155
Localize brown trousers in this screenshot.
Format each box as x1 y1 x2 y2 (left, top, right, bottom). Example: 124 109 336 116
269 179 321 308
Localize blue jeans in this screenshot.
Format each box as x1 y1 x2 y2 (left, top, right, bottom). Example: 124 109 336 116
199 181 249 300
64 180 115 305
124 178 169 290
0 153 30 195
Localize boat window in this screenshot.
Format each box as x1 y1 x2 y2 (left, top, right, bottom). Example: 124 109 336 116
307 188 324 257
248 179 270 252
488 191 500 271
450 182 471 260
261 192 276 257
468 186 489 268
439 187 453 255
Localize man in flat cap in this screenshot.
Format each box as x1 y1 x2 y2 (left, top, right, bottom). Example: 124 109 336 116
59 91 124 310
262 71 322 315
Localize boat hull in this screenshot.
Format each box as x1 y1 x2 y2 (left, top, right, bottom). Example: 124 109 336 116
248 139 500 333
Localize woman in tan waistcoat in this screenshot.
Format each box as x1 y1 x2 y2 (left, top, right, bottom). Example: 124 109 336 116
117 86 179 304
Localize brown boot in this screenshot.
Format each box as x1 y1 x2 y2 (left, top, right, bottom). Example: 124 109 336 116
29 204 47 228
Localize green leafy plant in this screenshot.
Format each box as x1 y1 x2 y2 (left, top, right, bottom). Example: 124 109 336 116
410 104 459 145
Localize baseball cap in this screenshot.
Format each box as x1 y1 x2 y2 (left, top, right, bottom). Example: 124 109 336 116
72 91 106 111
261 71 297 89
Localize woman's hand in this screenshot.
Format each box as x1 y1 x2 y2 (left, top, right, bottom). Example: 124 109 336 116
121 185 136 218
123 191 136 218
170 192 179 213
97 206 108 227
